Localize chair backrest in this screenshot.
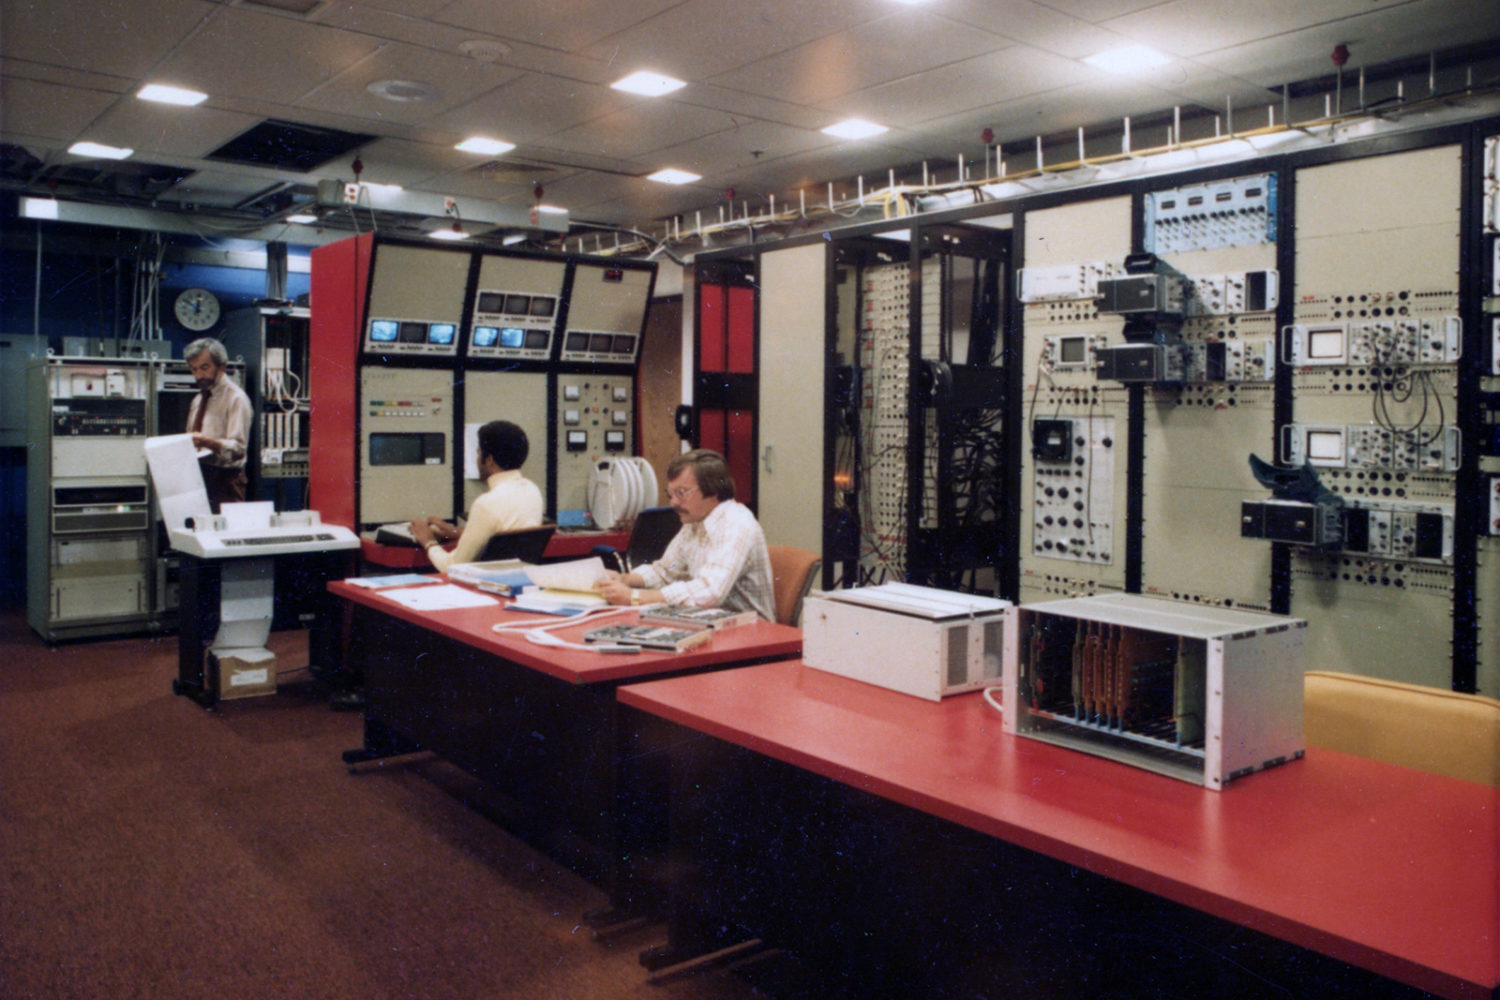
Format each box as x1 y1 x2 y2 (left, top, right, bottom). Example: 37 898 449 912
1303 670 1500 787
479 524 556 564
625 506 682 570
766 545 820 627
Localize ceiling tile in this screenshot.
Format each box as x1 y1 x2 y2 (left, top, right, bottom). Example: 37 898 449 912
427 73 636 142
295 42 526 124
0 79 120 143
152 6 384 105
86 102 265 160
433 0 681 53
838 46 1094 128
708 8 1011 106
543 101 738 163
642 118 832 181
576 0 880 81
0 0 213 80
938 1 1128 59
1104 0 1431 59
672 83 833 131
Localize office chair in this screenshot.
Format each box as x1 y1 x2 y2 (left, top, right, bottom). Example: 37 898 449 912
593 506 681 574
767 545 821 626
478 524 557 563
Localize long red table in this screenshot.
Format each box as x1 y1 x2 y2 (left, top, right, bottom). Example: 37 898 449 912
619 660 1499 1000
327 578 800 903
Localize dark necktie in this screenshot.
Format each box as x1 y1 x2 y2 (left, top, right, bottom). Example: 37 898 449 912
191 387 211 433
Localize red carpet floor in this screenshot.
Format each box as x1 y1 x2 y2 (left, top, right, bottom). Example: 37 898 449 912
0 611 766 1000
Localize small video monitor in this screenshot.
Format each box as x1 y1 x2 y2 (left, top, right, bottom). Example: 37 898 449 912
590 333 613 353
427 322 456 345
1057 335 1087 366
1306 429 1345 464
529 296 556 318
566 332 589 352
1307 327 1345 360
504 294 530 315
369 319 398 343
612 335 636 354
471 325 499 347
476 291 505 313
524 330 550 350
398 321 427 343
499 327 526 349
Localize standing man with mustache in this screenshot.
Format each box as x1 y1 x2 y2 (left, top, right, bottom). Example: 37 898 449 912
184 337 252 512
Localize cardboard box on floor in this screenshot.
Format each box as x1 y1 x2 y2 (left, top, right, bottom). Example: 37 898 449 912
210 647 277 700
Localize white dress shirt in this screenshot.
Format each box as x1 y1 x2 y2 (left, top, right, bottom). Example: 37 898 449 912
635 499 775 621
426 469 544 573
187 376 252 470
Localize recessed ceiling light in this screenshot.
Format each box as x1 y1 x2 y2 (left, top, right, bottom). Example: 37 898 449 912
362 182 403 195
455 137 515 155
611 71 687 97
1083 44 1171 73
821 118 888 140
367 79 440 103
534 204 567 215
429 227 469 241
502 234 526 246
138 83 208 106
286 213 318 224
647 168 701 185
68 141 133 160
20 197 59 220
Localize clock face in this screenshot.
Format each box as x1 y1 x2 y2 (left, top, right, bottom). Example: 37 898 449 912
174 288 221 331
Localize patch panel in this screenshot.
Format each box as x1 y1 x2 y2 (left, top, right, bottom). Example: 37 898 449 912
1144 173 1276 254
1030 414 1114 564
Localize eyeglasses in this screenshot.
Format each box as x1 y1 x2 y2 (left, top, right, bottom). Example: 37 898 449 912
667 485 699 501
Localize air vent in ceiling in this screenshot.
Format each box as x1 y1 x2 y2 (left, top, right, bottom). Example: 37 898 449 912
239 0 326 15
475 160 556 185
206 119 376 173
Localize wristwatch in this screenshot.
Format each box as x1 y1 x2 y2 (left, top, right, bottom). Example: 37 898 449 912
630 589 641 606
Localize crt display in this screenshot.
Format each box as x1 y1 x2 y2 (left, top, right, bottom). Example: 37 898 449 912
1059 336 1086 365
590 333 613 353
524 330 549 350
505 294 530 314
427 323 456 345
369 432 444 466
369 319 398 342
612 335 635 354
499 327 526 349
471 326 499 347
529 296 556 318
398 321 427 344
566 333 589 352
476 291 505 313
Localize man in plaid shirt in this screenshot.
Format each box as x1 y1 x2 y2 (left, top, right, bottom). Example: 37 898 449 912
595 449 775 621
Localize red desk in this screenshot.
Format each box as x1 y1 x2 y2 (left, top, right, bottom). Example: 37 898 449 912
329 579 800 895
620 660 1499 1000
358 530 630 570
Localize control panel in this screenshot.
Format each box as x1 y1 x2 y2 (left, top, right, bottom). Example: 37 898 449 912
555 374 634 525
1030 415 1115 564
467 254 568 361
361 244 468 357
559 262 652 365
358 365 454 526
